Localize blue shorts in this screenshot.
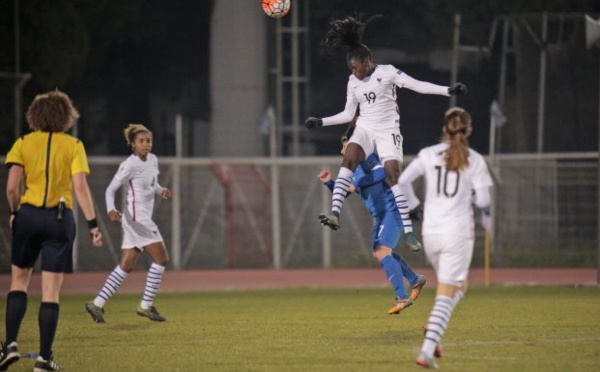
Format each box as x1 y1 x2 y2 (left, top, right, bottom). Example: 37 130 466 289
11 204 76 273
371 211 403 251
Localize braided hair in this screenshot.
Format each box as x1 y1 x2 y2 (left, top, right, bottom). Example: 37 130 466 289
443 107 472 172
321 13 381 62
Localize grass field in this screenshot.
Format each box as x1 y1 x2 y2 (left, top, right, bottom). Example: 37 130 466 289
1 286 599 371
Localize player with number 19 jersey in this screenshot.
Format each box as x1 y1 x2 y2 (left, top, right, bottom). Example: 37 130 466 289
400 143 493 239
322 65 450 131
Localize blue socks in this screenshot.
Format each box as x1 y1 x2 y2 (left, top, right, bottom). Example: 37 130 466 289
380 255 409 299
392 252 419 286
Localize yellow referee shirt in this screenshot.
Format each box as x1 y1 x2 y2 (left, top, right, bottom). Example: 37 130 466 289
5 131 90 209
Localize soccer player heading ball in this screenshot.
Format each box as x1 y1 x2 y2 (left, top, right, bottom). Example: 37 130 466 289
305 13 466 253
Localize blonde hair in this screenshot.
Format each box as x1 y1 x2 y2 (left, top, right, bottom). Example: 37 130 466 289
124 123 152 146
443 107 472 171
26 90 79 132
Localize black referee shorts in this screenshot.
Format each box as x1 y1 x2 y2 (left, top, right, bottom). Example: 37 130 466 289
11 204 76 273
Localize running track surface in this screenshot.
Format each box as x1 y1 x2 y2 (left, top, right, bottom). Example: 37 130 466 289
0 268 596 295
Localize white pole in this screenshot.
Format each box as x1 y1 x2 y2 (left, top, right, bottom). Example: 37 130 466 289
172 114 182 269
271 164 281 269
270 104 281 268
270 16 283 269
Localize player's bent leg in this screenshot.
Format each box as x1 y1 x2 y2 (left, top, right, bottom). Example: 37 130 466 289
138 243 168 322
324 143 364 224
376 248 414 315
86 266 129 323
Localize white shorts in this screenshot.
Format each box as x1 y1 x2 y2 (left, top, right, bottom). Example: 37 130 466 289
121 218 163 250
423 234 474 287
349 125 403 163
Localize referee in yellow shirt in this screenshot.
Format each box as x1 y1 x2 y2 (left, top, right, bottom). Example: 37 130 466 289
0 90 103 372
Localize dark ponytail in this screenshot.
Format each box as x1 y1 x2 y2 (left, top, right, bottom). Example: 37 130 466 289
321 13 381 62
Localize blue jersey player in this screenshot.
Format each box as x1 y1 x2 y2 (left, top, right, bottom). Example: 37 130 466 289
318 135 427 315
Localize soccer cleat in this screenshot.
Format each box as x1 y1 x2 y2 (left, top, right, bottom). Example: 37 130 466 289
410 275 427 301
387 297 414 315
405 232 423 252
318 213 340 231
33 354 63 372
85 302 106 323
416 352 438 369
136 305 166 322
0 341 20 370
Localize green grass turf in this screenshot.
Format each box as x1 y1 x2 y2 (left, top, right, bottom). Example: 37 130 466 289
1 286 599 371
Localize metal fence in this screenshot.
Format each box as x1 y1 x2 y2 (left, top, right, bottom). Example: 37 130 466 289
0 153 597 273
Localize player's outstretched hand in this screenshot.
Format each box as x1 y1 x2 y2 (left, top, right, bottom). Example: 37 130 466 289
305 117 323 129
448 82 467 96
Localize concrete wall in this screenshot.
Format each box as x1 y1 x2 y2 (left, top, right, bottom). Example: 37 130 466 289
210 0 267 156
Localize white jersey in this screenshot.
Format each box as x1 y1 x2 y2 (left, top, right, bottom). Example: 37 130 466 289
322 64 449 130
105 153 162 221
399 142 493 238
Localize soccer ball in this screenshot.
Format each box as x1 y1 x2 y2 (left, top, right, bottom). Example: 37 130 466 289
262 0 291 19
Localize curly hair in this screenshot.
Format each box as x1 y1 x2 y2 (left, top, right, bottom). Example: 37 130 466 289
124 123 152 146
26 90 79 132
443 107 472 172
321 13 381 62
